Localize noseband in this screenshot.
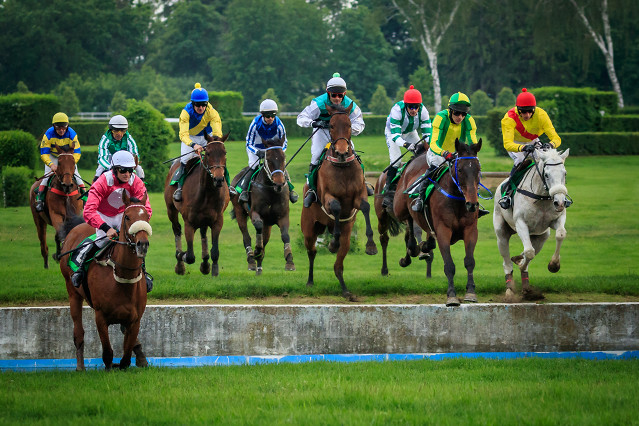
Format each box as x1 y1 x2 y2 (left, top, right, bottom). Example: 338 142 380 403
327 112 355 166
517 156 571 205
262 146 286 184
200 141 226 179
50 153 79 196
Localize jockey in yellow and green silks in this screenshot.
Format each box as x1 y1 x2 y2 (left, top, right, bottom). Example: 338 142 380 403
498 88 562 209
35 112 87 212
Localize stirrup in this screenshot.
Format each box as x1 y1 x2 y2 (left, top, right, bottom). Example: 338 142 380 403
173 187 183 201
411 198 424 212
289 190 298 203
239 190 250 202
478 209 490 218
71 271 84 288
35 200 44 212
498 196 511 209
303 190 316 208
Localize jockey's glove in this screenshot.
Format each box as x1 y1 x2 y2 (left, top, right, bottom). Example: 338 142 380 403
521 144 536 153
404 142 417 152
312 119 329 129
442 150 455 161
542 143 553 150
256 150 265 159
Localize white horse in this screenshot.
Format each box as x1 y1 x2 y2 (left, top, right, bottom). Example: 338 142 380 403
493 148 571 302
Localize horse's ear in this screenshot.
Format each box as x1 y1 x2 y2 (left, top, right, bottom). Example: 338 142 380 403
134 155 139 167
140 191 148 205
454 138 461 153
221 132 230 142
560 148 570 160
346 102 353 114
122 189 131 206
473 138 483 154
325 102 335 115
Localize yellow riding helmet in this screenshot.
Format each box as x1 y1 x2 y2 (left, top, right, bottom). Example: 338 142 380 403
448 92 471 113
52 112 69 124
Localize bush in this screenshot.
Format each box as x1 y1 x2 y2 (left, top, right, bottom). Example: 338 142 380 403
368 85 394 116
0 130 38 172
470 90 493 115
1 166 33 207
0 93 61 138
560 132 639 155
496 87 516 107
161 90 244 120
77 150 98 171
122 100 174 192
69 121 108 146
600 115 639 132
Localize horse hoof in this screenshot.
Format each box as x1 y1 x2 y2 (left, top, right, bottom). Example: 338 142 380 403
463 293 478 303
52 253 58 261
175 264 185 275
511 254 524 264
285 263 296 271
548 262 560 273
328 240 339 254
365 242 378 256
503 288 520 303
522 286 545 301
399 257 411 268
200 263 211 275
343 291 357 302
248 263 257 271
211 265 219 277
185 254 196 264
446 297 460 307
306 281 314 288
381 268 388 276
136 359 148 368
256 267 263 276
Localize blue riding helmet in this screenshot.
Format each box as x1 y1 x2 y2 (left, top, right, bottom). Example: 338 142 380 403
191 83 209 102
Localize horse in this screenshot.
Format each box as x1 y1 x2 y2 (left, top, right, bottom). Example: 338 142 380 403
374 149 435 278
300 103 378 300
59 191 152 371
493 148 571 302
392 138 483 306
30 143 84 268
164 134 230 277
230 136 295 274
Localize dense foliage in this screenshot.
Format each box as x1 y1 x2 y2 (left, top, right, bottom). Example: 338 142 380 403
0 130 38 171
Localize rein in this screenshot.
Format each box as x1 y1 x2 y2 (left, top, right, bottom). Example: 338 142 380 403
327 112 356 166
200 141 226 180
262 146 286 184
517 156 570 204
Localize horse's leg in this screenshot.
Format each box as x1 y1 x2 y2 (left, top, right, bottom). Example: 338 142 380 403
183 223 196 265
118 321 141 370
210 221 223 277
462 227 479 303
235 205 255 270
399 217 416 268
168 207 185 275
277 216 295 271
377 210 390 276
435 228 459 306
94 312 114 370
513 218 536 271
359 199 378 255
34 215 49 269
494 211 517 300
69 291 85 371
326 197 342 254
548 214 567 273
199 227 210 275
251 212 264 261
133 338 148 368
520 230 550 301
335 221 357 301
255 225 272 276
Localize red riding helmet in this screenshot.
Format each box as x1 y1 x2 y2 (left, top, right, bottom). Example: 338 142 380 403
404 85 422 104
516 88 536 107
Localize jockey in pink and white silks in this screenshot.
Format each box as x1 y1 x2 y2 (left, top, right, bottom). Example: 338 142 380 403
70 151 152 289
296 72 366 207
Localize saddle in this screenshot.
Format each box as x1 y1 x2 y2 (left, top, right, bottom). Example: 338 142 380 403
501 159 534 198
307 148 365 192
406 162 449 203
170 157 230 186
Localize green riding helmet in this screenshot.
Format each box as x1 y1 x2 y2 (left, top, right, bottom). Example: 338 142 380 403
448 92 471 113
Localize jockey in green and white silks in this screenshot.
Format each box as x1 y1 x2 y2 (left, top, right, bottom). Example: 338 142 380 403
297 73 366 207
94 115 145 182
381 85 431 208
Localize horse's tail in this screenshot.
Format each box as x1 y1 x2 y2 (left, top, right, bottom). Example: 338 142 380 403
388 215 403 237
58 214 86 241
229 208 236 221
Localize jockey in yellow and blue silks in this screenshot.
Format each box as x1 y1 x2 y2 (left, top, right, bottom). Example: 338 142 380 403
498 88 562 209
410 93 487 217
235 99 297 203
172 82 223 202
296 72 366 207
35 112 86 212
382 85 432 208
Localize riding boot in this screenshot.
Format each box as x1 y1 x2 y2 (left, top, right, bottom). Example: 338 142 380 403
238 167 257 202
70 241 100 288
411 165 437 212
303 163 317 208
498 164 518 209
382 166 398 208
34 186 46 212
142 262 153 293
478 208 490 218
172 163 186 202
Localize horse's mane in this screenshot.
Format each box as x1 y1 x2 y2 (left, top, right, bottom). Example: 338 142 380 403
538 149 562 163
58 214 86 241
328 104 349 114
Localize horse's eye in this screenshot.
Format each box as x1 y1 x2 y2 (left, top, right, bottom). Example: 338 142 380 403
124 215 129 221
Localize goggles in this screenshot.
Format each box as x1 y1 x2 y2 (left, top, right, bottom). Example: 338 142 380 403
262 112 276 118
329 93 345 99
116 167 134 174
406 104 420 110
193 102 207 108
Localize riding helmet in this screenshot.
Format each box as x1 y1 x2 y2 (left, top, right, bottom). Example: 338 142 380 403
52 112 69 125
516 88 536 107
403 85 422 104
111 151 136 168
191 83 209 102
448 92 471 113
326 72 347 93
109 115 128 130
259 99 278 113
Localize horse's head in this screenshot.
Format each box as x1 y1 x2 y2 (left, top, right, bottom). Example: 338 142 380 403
121 190 152 258
263 135 287 192
453 138 483 212
56 144 77 193
326 103 353 162
538 148 570 212
202 133 229 187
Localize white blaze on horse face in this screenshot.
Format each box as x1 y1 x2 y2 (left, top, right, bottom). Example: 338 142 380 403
128 219 152 236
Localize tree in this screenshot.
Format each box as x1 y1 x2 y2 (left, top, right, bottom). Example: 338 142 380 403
496 87 516 107
368 85 394 115
16 82 29 94
470 90 493 115
54 84 80 116
110 92 128 113
407 67 434 109
259 88 282 111
390 0 462 112
568 0 624 107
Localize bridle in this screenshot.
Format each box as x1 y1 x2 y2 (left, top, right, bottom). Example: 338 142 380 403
261 145 286 184
326 112 356 166
517 154 571 205
50 153 78 196
200 141 226 179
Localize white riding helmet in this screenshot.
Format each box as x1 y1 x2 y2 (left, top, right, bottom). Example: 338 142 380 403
259 99 278 113
109 115 128 130
111 151 136 168
326 72 347 93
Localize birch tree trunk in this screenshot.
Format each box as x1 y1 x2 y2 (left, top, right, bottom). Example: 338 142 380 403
568 0 624 108
391 0 461 112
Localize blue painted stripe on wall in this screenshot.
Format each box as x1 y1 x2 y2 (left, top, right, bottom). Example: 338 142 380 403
2 351 638 372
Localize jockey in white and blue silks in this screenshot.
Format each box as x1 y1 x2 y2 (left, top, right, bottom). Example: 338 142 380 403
296 72 365 207
236 99 296 203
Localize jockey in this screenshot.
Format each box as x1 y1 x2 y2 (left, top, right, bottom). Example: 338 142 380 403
171 83 223 202
70 151 153 289
35 112 87 212
498 88 562 209
93 115 145 182
296 72 368 208
382 85 432 208
410 92 487 217
237 99 297 203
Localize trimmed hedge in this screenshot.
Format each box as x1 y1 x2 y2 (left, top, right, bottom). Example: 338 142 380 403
1 166 33 207
0 130 38 171
69 121 108 145
161 91 244 120
600 115 639 132
77 150 98 171
0 93 61 138
560 132 639 155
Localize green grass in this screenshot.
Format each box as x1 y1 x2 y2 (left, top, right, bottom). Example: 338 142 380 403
2 358 639 424
3 136 639 304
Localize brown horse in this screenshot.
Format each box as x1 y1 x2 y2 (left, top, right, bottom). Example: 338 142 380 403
301 103 378 300
230 137 295 274
393 138 483 306
164 134 230 277
30 143 83 268
374 149 435 278
59 191 151 370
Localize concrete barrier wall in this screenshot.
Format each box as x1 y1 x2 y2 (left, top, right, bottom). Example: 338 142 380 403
1 303 638 360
